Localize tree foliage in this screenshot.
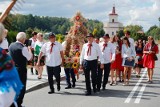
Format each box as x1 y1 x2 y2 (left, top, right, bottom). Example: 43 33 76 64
146 25 160 40
4 14 104 43
124 25 147 41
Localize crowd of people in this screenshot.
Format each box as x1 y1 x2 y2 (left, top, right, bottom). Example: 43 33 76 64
0 22 159 107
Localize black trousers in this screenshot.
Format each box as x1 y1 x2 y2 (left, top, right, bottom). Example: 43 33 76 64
97 63 111 89
64 68 76 86
11 67 27 107
83 59 97 93
46 65 61 90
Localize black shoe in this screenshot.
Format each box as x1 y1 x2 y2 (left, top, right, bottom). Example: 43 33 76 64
36 71 38 75
37 76 42 79
48 89 55 94
97 88 100 92
110 82 113 86
65 85 71 89
72 83 76 88
57 85 61 91
31 72 34 75
85 92 91 96
102 87 106 90
93 90 97 93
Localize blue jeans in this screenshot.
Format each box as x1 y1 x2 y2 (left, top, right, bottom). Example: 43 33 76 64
64 68 76 86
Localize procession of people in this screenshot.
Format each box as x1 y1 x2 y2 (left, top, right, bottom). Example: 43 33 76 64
0 21 159 107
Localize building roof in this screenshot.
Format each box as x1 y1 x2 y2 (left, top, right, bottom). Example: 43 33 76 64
109 5 118 15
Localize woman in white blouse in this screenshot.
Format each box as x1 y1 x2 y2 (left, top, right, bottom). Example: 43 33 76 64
122 37 135 85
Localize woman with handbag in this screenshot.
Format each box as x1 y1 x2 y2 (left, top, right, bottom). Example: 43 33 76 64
122 37 135 85
135 39 144 78
143 36 159 83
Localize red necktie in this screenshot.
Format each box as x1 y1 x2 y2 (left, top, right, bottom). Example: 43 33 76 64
102 43 107 52
50 43 55 54
87 44 92 56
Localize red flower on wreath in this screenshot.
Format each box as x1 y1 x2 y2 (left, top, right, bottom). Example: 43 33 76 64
76 16 80 21
74 59 78 63
68 58 71 62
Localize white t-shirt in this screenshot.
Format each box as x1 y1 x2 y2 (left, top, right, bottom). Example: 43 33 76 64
41 41 63 67
29 38 37 48
0 38 9 49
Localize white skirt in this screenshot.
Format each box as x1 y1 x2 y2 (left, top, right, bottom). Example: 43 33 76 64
0 87 16 107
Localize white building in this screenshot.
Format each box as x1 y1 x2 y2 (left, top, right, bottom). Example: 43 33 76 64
103 5 123 37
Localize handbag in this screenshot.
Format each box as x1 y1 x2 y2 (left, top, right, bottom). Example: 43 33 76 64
136 56 142 61
124 58 135 67
154 54 158 61
151 44 158 61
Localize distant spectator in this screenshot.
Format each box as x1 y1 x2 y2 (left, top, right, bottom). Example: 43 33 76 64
99 37 104 43
135 39 144 78
94 37 99 44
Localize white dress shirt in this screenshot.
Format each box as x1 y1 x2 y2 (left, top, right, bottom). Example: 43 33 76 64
121 44 136 66
41 41 63 67
99 42 115 64
0 38 8 49
16 41 32 61
29 38 36 48
80 42 104 65
129 37 136 57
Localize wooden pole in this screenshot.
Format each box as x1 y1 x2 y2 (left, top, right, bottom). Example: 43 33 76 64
0 0 17 23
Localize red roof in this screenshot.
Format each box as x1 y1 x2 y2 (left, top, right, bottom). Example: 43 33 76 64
109 5 118 15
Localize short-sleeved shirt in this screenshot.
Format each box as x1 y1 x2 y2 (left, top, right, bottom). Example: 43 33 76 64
34 41 44 56
0 38 8 49
29 38 36 49
41 41 63 67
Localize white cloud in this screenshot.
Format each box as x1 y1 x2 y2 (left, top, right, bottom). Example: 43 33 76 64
0 0 160 31
0 1 10 12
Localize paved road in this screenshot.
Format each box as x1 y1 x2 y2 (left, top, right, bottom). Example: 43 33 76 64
23 54 160 107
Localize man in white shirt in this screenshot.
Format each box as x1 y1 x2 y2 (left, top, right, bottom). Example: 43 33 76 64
80 33 104 95
37 32 64 94
98 34 115 91
9 32 32 107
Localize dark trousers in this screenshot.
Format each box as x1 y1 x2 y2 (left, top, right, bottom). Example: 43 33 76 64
64 68 76 86
11 67 27 107
46 65 61 90
83 59 97 93
97 63 111 89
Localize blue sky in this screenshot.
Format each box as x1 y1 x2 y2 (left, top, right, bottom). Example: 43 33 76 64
0 0 160 31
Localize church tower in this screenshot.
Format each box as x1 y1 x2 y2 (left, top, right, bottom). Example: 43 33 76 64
103 5 123 37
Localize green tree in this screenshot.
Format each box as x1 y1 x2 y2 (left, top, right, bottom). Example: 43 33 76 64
125 25 143 40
